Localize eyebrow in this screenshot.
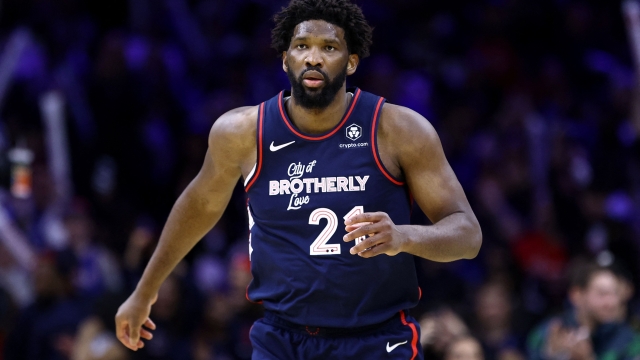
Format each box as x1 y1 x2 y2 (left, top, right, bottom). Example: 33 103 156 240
292 36 341 44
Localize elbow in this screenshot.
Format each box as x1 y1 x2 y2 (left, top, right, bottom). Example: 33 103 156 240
464 220 482 259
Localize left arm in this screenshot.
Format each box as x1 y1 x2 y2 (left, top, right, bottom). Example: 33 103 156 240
343 104 481 261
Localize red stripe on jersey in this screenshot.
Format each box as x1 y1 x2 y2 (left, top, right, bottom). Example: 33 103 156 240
245 285 263 304
371 98 404 186
278 89 361 141
245 103 265 192
400 310 419 360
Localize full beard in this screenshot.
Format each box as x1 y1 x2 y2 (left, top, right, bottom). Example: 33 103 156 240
287 63 348 110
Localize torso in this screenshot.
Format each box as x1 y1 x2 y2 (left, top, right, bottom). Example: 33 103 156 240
241 88 419 327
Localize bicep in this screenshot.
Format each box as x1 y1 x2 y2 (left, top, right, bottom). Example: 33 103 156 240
399 118 472 223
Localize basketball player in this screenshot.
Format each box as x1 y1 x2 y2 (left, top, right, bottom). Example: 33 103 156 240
115 0 482 358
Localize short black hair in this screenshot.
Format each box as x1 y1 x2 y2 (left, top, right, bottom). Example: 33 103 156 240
569 261 615 290
271 0 373 59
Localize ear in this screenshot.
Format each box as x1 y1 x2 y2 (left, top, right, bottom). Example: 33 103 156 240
282 51 288 73
346 54 359 76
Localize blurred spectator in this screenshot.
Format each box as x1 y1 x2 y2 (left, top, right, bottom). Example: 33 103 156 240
130 273 195 360
0 241 33 309
62 199 122 300
527 260 640 360
71 294 130 360
445 336 485 360
122 216 157 288
4 251 87 360
420 307 470 359
0 286 15 359
191 250 260 360
472 281 526 360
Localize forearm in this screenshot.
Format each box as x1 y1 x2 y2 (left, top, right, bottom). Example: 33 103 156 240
134 184 226 298
400 212 481 262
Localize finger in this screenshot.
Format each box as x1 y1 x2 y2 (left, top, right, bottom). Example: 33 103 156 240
129 323 141 347
140 329 154 341
345 222 370 232
350 234 385 254
343 222 385 243
344 212 386 225
118 332 138 351
120 335 138 351
124 331 145 350
574 327 590 342
344 223 374 242
358 243 392 258
144 318 157 330
116 321 138 351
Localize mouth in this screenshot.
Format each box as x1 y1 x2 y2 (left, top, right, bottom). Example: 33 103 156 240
303 79 324 88
302 70 326 88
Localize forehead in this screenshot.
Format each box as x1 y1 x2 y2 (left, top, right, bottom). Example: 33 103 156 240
588 272 618 289
292 20 346 42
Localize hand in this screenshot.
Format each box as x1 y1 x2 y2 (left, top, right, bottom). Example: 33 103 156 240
569 328 594 360
545 321 573 358
115 292 158 351
570 338 595 360
343 212 408 258
545 322 594 360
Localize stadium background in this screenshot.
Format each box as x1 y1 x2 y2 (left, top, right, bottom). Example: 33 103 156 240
0 0 639 359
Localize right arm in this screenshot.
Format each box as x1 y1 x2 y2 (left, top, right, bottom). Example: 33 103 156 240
115 106 258 351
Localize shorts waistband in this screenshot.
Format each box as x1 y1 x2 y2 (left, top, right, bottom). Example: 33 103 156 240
263 310 402 337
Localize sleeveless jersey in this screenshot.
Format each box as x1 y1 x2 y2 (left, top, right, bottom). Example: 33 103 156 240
244 88 420 328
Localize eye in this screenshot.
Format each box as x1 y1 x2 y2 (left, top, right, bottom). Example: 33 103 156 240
296 44 307 50
326 46 335 51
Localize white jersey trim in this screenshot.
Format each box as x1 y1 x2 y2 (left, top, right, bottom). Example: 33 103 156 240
244 163 257 187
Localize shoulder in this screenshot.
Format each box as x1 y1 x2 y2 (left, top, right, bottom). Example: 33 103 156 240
377 103 440 164
209 105 259 146
379 103 436 138
624 329 640 356
209 105 259 140
208 105 259 165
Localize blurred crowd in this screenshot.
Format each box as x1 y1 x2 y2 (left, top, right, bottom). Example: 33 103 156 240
0 0 639 359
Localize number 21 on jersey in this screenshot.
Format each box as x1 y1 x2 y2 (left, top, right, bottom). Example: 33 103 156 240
309 206 366 256
247 205 367 258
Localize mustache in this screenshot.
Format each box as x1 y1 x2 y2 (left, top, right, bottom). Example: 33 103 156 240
299 67 329 82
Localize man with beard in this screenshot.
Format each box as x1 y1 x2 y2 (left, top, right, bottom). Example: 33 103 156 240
115 0 482 359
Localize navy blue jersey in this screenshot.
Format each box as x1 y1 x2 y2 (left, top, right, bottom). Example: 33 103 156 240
244 88 420 328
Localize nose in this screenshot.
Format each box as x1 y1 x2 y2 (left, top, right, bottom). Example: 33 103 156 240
305 47 323 68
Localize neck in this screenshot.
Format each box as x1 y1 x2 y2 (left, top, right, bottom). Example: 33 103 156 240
286 84 350 134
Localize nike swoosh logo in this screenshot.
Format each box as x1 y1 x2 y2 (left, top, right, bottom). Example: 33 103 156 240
270 141 295 152
386 340 408 353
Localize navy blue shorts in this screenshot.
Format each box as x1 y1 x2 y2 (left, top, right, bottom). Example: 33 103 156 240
250 310 424 360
